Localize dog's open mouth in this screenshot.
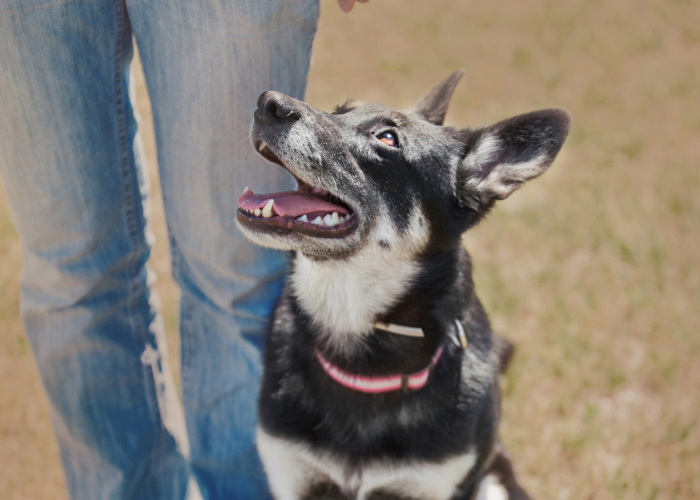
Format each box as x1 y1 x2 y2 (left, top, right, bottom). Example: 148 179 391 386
236 141 357 238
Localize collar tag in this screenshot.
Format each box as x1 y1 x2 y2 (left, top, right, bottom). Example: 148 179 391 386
455 319 468 350
374 322 425 338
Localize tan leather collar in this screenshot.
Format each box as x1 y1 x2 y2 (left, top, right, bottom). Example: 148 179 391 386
374 319 468 350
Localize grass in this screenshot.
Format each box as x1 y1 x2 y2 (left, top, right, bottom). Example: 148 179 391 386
1 0 699 498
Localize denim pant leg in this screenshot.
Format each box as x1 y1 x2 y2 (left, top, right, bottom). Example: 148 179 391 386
0 1 188 499
126 0 319 498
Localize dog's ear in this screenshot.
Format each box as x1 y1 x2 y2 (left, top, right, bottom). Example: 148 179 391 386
413 69 464 126
456 109 571 211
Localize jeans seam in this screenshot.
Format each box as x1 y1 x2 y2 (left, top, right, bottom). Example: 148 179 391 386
113 0 161 497
172 235 193 401
171 234 196 483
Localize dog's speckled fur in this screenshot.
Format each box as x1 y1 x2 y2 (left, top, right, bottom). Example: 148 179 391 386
237 71 570 499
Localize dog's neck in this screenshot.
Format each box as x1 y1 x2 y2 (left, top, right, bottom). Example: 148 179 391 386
290 246 421 350
290 245 465 353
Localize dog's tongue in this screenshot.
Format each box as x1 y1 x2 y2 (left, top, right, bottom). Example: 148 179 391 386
237 189 350 217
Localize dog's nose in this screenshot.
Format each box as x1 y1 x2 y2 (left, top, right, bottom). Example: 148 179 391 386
255 91 300 126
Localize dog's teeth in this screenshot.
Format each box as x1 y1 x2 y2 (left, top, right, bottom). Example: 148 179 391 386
262 199 274 218
330 212 340 226
323 214 334 227
254 208 262 216
258 141 267 153
311 216 324 225
297 214 308 223
243 186 251 195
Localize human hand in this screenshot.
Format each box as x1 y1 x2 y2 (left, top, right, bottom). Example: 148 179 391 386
337 0 370 13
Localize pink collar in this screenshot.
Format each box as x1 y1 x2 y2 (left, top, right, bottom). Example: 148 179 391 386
316 345 445 394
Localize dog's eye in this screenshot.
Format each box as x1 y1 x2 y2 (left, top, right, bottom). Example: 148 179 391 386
376 131 399 148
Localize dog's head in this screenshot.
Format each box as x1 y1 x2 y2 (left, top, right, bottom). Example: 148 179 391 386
237 70 570 260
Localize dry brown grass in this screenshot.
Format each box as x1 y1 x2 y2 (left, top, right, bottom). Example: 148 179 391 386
1 0 698 498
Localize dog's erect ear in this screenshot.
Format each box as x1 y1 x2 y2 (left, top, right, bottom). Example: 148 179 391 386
456 109 571 211
413 69 465 126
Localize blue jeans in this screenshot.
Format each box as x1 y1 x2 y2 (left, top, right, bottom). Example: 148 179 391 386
0 0 318 498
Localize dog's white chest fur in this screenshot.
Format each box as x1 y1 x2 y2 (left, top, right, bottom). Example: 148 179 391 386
290 210 429 350
258 428 478 500
291 250 419 337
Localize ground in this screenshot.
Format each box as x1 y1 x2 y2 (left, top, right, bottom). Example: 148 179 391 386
1 0 698 498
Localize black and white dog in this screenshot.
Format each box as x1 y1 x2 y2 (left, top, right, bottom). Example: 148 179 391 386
236 70 570 500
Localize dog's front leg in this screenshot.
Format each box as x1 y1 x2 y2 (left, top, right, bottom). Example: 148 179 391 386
257 427 351 500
